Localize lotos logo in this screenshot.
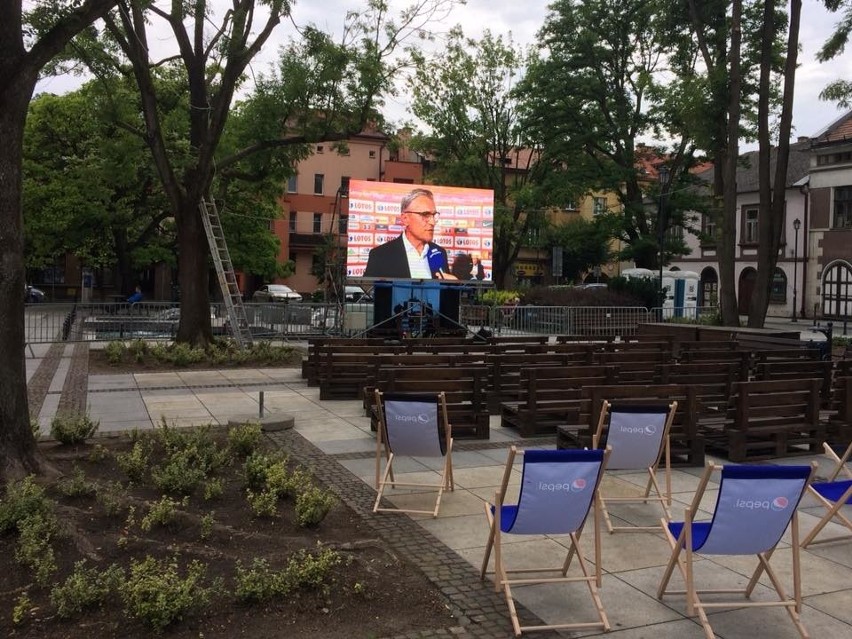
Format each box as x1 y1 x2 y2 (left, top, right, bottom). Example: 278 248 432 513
571 478 587 492
771 496 789 511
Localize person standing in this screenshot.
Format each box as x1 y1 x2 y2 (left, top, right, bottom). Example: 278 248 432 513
364 188 457 280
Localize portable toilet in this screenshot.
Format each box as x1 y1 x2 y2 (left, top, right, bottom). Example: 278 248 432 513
661 270 676 317
681 271 699 319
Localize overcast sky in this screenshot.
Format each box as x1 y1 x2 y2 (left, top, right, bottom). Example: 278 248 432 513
35 0 852 143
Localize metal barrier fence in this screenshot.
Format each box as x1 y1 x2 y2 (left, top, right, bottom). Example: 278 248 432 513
23 301 721 344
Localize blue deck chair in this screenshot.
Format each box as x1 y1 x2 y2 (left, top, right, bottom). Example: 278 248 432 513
480 446 611 636
373 391 453 518
657 462 816 639
801 441 852 548
592 401 678 532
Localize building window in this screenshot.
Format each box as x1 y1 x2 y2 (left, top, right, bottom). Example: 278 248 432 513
833 186 852 229
702 213 717 245
339 215 348 234
286 175 297 193
289 212 297 232
369 150 377 159
314 174 324 195
742 207 758 244
593 197 607 216
769 268 787 303
667 225 684 241
313 213 322 234
822 261 852 318
340 176 350 193
288 252 297 272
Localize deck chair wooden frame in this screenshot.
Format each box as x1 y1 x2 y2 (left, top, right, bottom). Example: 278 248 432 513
373 390 453 518
657 462 817 639
801 441 852 548
592 400 677 533
480 446 611 636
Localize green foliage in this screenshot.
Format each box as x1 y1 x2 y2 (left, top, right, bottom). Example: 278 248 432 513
246 489 279 519
150 423 230 495
50 412 99 444
0 476 53 534
95 481 128 518
228 422 263 457
116 440 151 483
233 546 342 603
283 546 342 590
58 465 96 498
199 512 215 541
151 452 207 496
50 561 123 619
479 290 520 306
233 558 287 603
12 592 33 626
295 485 336 528
243 451 288 492
88 443 110 463
104 341 126 365
547 215 616 281
127 339 149 363
16 513 59 585
607 276 661 309
203 477 224 501
120 556 213 631
140 495 187 532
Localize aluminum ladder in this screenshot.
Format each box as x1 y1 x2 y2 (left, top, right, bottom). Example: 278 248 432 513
199 200 253 348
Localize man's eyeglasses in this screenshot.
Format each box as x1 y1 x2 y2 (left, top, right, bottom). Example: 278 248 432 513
404 210 440 222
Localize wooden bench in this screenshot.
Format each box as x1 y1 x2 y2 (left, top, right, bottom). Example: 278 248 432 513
556 383 713 467
370 366 491 439
753 359 834 406
701 378 824 462
487 349 597 412
500 366 618 437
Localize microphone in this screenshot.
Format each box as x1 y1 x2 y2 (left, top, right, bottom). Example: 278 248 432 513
427 246 447 278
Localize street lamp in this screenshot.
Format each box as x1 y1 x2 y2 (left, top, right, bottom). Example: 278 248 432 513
657 166 670 316
792 217 801 322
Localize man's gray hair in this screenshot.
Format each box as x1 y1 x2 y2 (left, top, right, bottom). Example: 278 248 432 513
400 188 435 212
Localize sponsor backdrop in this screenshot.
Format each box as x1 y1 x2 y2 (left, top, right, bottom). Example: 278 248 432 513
346 180 495 280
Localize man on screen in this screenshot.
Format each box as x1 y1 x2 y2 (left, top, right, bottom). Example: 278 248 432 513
363 188 457 279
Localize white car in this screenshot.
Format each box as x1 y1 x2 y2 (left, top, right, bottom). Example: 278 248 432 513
251 284 302 302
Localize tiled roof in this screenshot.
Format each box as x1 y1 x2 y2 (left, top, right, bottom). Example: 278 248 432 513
695 140 811 193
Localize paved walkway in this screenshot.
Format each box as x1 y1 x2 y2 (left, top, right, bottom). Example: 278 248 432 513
24 343 852 638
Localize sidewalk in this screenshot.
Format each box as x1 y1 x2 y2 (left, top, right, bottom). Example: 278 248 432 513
24 344 852 638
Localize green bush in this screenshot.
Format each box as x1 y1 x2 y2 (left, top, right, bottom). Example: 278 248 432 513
243 451 288 492
151 451 206 495
203 477 224 501
127 339 149 363
479 289 519 306
50 412 99 445
228 422 263 457
95 481 128 518
50 561 123 618
246 489 278 518
58 465 96 498
199 512 215 541
140 495 186 532
115 440 151 483
120 556 212 631
0 476 53 534
282 547 342 591
233 558 287 603
295 485 336 528
15 513 59 584
104 341 126 365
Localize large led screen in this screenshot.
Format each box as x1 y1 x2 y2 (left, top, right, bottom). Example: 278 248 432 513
346 180 494 281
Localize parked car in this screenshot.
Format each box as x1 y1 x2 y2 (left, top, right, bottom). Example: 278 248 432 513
251 284 302 302
25 285 45 302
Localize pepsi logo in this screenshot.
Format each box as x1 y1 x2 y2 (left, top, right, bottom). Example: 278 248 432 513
771 496 789 511
571 478 587 492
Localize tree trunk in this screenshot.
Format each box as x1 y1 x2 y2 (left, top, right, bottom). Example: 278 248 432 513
175 202 213 346
0 74 40 481
748 0 801 328
718 0 743 326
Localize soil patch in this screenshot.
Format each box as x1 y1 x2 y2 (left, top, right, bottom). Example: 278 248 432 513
0 431 455 638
